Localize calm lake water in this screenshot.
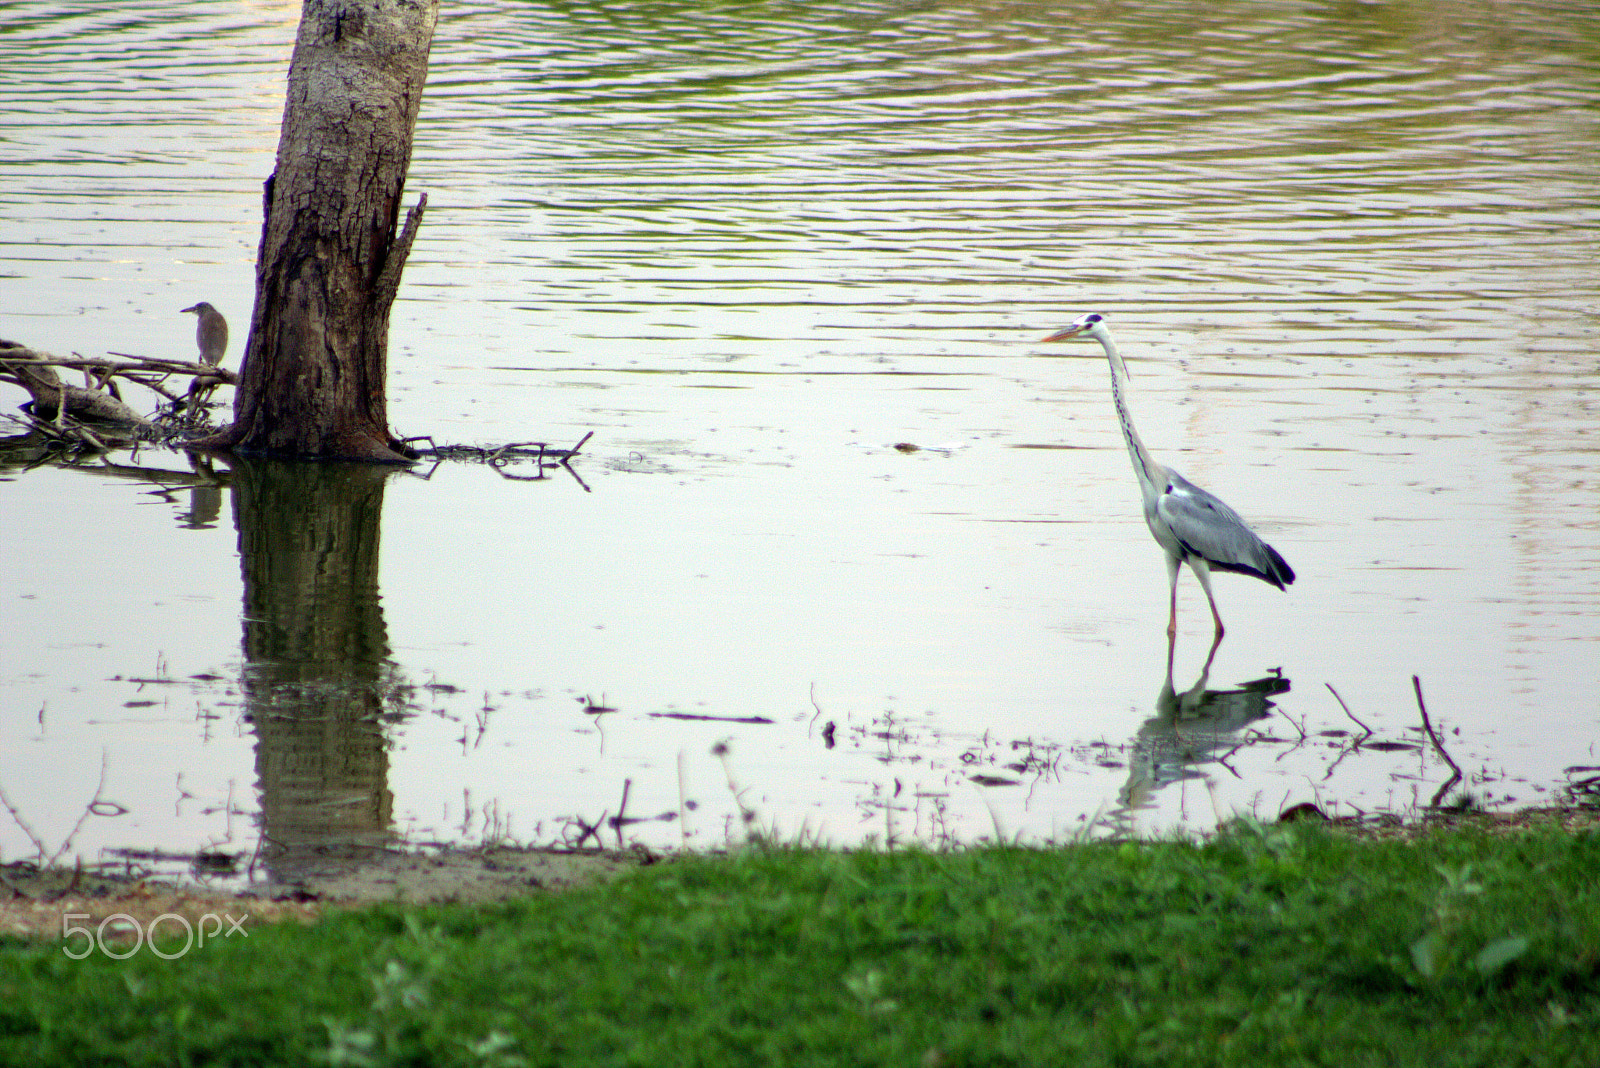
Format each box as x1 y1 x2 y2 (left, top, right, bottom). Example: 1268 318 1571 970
3 0 1597 884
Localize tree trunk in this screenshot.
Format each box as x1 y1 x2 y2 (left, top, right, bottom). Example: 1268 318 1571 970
200 0 438 463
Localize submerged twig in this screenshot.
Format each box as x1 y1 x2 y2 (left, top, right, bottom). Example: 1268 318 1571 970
1413 675 1463 806
610 778 632 851
712 741 758 838
565 813 604 850
677 750 691 849
648 711 774 724
0 750 118 865
1325 683 1374 742
0 781 50 862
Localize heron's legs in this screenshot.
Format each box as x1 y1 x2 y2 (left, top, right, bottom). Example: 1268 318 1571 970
1200 627 1222 677
1164 553 1181 640
1188 557 1226 640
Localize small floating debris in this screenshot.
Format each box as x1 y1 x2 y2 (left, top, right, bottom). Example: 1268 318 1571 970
847 440 970 454
648 711 775 724
194 849 242 874
968 774 1021 788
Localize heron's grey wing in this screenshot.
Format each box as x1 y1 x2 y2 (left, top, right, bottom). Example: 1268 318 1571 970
1157 472 1295 588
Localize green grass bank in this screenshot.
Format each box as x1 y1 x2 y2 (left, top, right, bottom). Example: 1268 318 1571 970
2 820 1596 1066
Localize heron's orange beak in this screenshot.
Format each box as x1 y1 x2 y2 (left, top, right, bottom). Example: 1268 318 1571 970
1041 325 1086 342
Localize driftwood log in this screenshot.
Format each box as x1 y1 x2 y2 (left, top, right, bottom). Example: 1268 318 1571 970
0 344 152 427
1 340 239 449
2 341 595 475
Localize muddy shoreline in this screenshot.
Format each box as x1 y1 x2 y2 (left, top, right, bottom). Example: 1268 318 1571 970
1 845 651 942
4 806 1594 943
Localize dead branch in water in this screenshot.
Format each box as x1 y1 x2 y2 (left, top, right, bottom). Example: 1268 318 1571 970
402 431 594 490
2 344 236 408
1325 683 1374 743
1413 675 1464 807
0 751 121 868
1 340 237 453
3 343 598 484
406 430 592 464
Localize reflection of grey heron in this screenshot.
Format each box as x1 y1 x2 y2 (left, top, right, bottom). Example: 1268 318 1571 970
180 302 229 366
1042 313 1293 641
1117 643 1290 819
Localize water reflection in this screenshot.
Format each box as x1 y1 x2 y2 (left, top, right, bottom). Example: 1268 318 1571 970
139 454 228 529
1115 642 1291 828
178 482 223 530
233 460 401 885
0 433 232 529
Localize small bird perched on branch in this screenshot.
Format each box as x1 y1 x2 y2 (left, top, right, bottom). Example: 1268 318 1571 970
180 302 229 366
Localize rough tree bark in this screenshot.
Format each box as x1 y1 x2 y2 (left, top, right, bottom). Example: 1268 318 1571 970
199 0 438 463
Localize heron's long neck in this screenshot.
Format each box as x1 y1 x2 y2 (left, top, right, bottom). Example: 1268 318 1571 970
1097 332 1163 496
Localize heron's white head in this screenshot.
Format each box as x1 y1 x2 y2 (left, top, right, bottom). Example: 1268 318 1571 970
1041 312 1107 343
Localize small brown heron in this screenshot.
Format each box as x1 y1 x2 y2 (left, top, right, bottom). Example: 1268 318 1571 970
180 302 229 366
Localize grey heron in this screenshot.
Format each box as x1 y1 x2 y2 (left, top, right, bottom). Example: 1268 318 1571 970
180 302 229 366
1042 312 1293 641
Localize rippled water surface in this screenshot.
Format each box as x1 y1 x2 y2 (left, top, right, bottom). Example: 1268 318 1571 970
3 0 1597 880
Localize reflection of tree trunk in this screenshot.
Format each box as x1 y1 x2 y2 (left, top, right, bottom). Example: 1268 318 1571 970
232 459 399 882
199 0 437 463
